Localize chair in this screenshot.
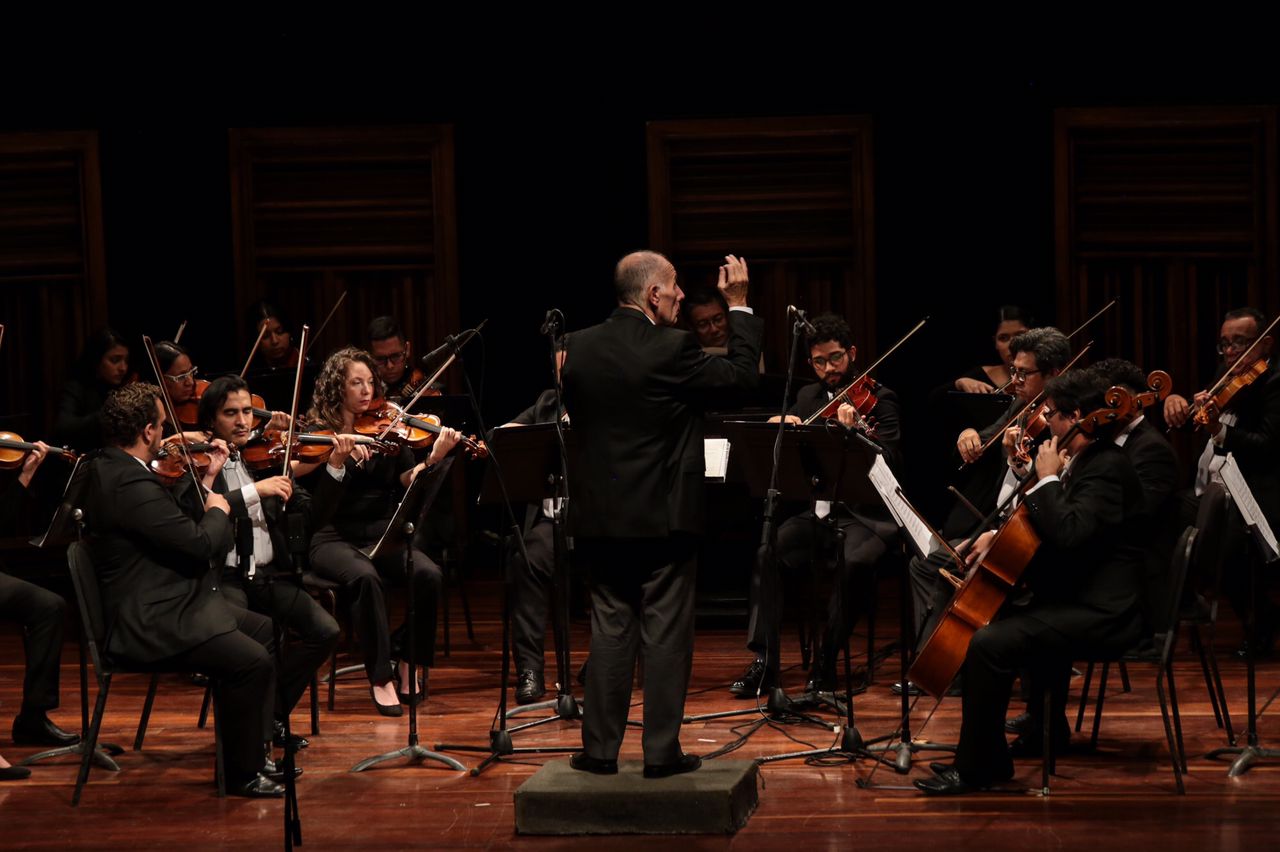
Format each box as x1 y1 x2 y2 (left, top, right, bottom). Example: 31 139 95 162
1044 527 1198 795
66 541 225 806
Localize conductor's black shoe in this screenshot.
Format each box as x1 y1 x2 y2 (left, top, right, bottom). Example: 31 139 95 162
272 720 309 751
729 659 774 697
914 768 981 796
230 773 286 798
643 754 702 779
1004 711 1032 735
891 681 923 697
569 752 618 775
11 713 80 747
262 757 303 782
929 761 953 777
516 670 547 705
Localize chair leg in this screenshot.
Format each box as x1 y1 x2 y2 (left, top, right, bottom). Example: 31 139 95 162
213 694 225 799
1189 627 1225 729
1119 661 1132 693
1075 662 1095 732
309 673 321 736
325 590 339 712
1154 665 1186 794
441 547 452 659
1166 659 1188 774
134 673 160 751
456 560 476 642
197 684 213 729
1041 688 1053 796
1090 662 1111 749
74 676 112 807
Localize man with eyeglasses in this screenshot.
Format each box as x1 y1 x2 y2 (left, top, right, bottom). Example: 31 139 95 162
730 313 903 698
1164 307 1280 656
368 316 432 404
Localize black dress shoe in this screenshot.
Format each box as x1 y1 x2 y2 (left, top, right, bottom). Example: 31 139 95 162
729 659 774 697
914 767 980 795
262 757 303 782
272 721 309 751
929 761 952 776
1 765 32 781
516 670 547 705
643 753 701 779
11 713 80 747
1004 711 1032 735
369 684 404 717
230 773 286 798
569 752 618 775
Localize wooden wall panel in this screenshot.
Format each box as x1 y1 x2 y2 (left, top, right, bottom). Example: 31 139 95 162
647 117 877 370
0 131 106 435
228 126 459 378
1055 108 1278 396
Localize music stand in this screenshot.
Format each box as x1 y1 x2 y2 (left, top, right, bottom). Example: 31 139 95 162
434 423 584 774
351 459 465 773
22 459 124 771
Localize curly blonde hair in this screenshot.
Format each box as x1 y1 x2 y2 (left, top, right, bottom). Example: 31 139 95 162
306 347 383 430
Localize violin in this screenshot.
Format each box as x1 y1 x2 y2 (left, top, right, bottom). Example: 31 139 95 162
910 386 1137 698
238 428 399 471
0 433 78 469
1192 357 1267 428
386 368 442 403
173 381 274 430
356 401 488 460
150 435 218 483
805 375 881 436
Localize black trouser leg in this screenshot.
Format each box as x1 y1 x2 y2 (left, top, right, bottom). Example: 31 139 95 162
0 573 66 716
510 518 555 674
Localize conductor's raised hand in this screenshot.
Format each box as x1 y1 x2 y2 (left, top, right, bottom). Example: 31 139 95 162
717 254 749 308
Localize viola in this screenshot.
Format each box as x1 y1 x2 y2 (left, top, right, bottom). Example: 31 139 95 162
0 433 78 469
910 386 1137 698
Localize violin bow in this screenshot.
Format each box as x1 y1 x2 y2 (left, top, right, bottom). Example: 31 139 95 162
802 317 928 426
282 325 310 479
141 335 206 497
173 320 187 345
300 290 346 361
989 301 1114 394
239 321 269 378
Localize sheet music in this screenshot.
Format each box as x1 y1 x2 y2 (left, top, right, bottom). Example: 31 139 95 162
704 438 731 481
867 455 936 558
1220 454 1279 561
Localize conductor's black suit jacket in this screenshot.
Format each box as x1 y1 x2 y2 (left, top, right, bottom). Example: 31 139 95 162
562 307 764 539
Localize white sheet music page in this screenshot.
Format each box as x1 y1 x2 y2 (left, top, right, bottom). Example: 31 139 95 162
704 438 731 481
868 455 936 558
1220 454 1279 560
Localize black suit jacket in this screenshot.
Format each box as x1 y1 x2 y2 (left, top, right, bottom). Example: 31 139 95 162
85 447 236 664
1020 439 1145 644
562 306 763 539
788 379 903 540
1213 363 1280 525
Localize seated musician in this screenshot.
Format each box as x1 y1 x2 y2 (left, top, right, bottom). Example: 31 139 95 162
156 340 199 408
295 347 461 716
85 383 285 797
731 313 902 697
1 443 79 782
916 370 1146 795
368 316 434 404
1163 307 1280 657
951 305 1032 394
53 327 131 452
247 301 303 372
494 339 569 705
195 375 341 749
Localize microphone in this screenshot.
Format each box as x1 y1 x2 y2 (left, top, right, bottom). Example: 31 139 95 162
540 309 563 336
421 320 488 373
788 305 817 335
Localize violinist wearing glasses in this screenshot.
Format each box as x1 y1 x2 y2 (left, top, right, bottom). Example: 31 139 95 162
730 314 902 698
1164 307 1280 657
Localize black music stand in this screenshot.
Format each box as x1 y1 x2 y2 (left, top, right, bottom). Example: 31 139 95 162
434 423 584 774
1206 459 1280 776
351 460 465 774
719 420 898 767
21 460 125 772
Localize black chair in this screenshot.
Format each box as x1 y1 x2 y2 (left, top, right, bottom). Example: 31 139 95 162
1179 484 1235 745
66 541 225 806
1045 527 1198 795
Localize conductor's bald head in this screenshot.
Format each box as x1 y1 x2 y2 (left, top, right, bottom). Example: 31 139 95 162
615 251 682 326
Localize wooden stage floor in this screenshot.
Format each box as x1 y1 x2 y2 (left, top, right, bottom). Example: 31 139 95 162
3 580 1280 850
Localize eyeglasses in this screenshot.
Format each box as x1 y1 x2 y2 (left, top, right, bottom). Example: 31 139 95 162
1217 336 1258 356
809 350 849 370
1011 367 1041 380
1043 407 1061 420
165 366 198 382
372 351 407 366
693 314 727 332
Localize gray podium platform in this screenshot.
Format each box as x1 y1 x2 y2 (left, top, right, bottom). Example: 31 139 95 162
514 759 759 835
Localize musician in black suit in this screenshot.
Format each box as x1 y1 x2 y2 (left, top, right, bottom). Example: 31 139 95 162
732 313 903 698
917 370 1146 795
1164 308 1280 654
84 383 284 798
196 375 341 748
562 251 762 777
1 444 79 781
